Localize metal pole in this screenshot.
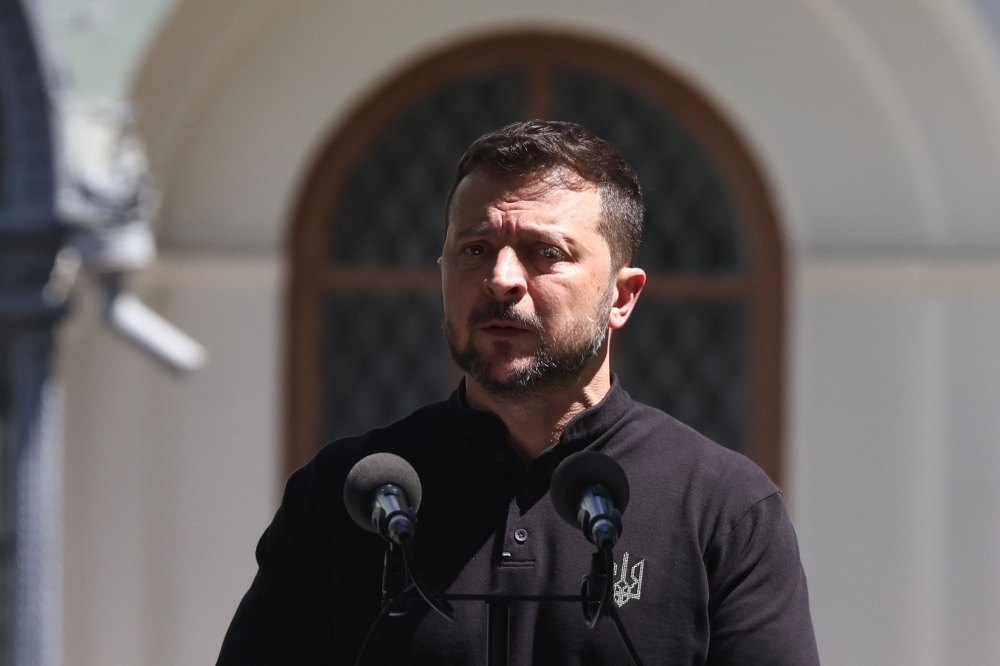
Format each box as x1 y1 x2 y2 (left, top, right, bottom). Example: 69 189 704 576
486 600 509 666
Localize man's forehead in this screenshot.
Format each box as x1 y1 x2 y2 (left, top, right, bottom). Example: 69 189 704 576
449 169 602 234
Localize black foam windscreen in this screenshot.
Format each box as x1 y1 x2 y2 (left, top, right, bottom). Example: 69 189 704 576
343 453 423 533
550 451 630 526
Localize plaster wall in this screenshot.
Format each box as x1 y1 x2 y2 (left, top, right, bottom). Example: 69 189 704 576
130 0 1000 252
791 262 1000 664
59 258 284 666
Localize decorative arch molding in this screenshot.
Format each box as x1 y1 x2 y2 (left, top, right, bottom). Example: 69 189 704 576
134 1 1000 253
287 31 785 483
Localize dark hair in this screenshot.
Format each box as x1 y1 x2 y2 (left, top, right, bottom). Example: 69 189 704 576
444 120 644 269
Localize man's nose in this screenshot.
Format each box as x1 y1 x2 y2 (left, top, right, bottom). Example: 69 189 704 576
483 247 527 300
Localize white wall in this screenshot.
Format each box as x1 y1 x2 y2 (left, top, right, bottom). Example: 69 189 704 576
57 0 1000 664
792 260 1000 664
59 257 284 666
130 0 1000 252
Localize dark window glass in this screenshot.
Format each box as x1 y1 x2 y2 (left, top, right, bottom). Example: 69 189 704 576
618 301 747 453
322 293 452 442
317 63 755 456
331 70 526 268
321 70 527 442
551 70 745 275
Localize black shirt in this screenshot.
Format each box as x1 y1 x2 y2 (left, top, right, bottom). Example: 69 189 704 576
218 377 819 665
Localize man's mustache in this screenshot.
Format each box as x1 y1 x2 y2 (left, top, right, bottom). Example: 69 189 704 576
467 300 544 334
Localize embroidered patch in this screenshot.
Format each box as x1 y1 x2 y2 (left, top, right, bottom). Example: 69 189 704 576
613 551 645 607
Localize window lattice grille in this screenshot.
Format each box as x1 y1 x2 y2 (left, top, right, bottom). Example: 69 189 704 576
552 70 746 275
619 302 747 453
321 70 525 441
318 64 753 455
331 70 526 268
323 294 452 443
551 69 749 453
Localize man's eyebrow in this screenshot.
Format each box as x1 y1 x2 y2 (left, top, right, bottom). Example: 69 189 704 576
454 224 494 240
454 223 576 246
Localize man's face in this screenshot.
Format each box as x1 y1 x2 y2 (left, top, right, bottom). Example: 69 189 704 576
439 169 617 398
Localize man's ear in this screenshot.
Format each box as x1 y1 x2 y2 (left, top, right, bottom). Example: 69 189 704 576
608 267 646 330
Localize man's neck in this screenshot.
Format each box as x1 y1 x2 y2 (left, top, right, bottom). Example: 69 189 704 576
464 356 612 464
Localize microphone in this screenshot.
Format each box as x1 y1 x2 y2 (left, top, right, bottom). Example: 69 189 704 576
343 452 455 627
344 453 423 545
550 451 630 550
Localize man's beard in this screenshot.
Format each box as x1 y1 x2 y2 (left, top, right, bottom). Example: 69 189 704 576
444 283 615 401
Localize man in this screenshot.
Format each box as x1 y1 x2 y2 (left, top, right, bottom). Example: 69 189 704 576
218 121 819 664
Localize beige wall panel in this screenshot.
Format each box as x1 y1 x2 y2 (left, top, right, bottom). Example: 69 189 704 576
61 257 284 666
790 264 1000 665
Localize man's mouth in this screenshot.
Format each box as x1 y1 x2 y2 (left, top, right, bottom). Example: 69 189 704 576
465 300 544 340
478 321 532 338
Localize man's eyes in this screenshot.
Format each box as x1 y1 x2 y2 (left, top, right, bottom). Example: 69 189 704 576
459 244 565 260
540 246 565 260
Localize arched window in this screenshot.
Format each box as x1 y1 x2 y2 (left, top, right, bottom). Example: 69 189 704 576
288 33 784 483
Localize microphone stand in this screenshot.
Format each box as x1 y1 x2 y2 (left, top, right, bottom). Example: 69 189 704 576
581 546 614 629
486 597 509 666
354 543 646 666
381 543 409 616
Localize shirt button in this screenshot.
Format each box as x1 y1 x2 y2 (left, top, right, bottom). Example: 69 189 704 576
514 528 528 544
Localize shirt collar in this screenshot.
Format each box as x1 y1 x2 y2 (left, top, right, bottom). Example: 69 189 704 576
446 374 633 468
